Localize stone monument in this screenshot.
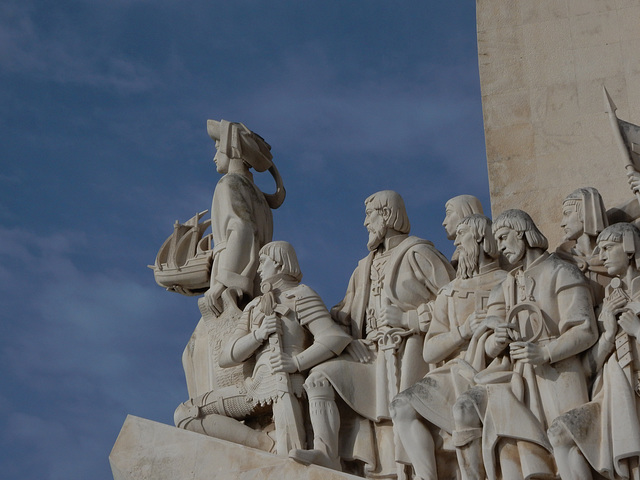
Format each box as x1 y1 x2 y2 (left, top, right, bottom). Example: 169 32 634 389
110 4 640 479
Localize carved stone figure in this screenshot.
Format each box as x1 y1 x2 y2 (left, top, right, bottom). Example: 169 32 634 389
204 119 285 312
290 190 455 476
452 209 598 480
174 241 351 454
556 187 611 303
549 223 640 480
442 195 484 268
183 120 285 401
390 214 507 480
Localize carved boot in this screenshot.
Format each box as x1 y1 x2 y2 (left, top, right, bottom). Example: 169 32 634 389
453 428 485 480
289 373 341 471
174 396 275 453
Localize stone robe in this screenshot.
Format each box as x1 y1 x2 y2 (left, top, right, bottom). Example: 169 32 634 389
553 276 640 480
309 235 454 469
556 241 612 305
210 172 273 298
479 252 598 479
399 263 507 436
184 172 273 399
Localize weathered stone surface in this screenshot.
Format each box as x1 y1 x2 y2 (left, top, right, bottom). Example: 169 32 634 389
478 1 640 248
109 415 362 480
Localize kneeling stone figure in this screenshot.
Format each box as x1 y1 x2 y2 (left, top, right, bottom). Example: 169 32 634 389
174 241 351 454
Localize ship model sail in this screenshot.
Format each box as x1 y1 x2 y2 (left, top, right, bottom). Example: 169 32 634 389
149 210 213 295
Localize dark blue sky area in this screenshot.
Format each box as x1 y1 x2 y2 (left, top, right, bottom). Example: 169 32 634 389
0 2 488 478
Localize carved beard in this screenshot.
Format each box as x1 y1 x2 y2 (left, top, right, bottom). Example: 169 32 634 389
367 225 387 251
456 241 480 279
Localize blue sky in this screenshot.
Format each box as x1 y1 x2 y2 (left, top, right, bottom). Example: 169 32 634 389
0 2 488 478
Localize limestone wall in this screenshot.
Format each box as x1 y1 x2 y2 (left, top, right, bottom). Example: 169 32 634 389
477 0 640 247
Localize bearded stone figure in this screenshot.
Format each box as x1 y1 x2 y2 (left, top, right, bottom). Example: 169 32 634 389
390 214 507 480
451 209 597 480
442 195 484 269
290 190 455 477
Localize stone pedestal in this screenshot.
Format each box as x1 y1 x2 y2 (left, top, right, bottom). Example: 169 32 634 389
110 415 361 480
477 0 640 247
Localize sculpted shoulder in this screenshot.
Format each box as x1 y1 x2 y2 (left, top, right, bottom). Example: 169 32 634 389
283 283 322 302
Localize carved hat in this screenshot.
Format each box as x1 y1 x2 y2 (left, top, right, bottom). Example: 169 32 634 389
563 187 608 237
207 119 273 172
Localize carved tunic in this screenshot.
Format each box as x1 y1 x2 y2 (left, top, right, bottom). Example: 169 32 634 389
397 264 507 435
479 252 598 479
552 276 640 479
220 280 350 409
211 173 273 297
318 235 455 422
556 241 611 305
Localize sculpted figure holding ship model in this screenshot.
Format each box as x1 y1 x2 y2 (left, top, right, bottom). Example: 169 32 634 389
181 120 286 402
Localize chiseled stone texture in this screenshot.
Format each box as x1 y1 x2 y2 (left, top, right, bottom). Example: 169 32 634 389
477 0 640 248
109 415 362 480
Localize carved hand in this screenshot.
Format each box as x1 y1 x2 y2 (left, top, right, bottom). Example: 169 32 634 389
269 351 298 373
255 314 281 342
628 169 640 195
204 281 226 315
601 291 628 315
618 310 640 339
492 323 513 348
600 310 619 343
509 341 550 365
460 312 485 340
379 304 405 328
346 339 374 363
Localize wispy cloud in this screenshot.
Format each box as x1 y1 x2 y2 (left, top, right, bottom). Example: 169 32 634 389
0 1 157 93
0 226 187 479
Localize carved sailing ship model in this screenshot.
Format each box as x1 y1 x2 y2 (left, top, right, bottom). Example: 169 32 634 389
149 210 213 295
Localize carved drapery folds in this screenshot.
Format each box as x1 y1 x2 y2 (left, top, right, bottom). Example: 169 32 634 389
149 109 640 479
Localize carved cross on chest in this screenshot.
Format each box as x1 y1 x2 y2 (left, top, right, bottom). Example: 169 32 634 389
515 270 536 303
370 253 389 297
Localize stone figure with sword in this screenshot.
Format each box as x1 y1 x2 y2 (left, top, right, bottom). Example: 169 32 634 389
290 190 454 477
174 241 351 454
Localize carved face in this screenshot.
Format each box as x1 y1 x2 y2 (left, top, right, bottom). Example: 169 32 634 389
598 240 630 277
258 254 280 281
455 223 480 279
443 203 461 241
213 140 230 174
560 201 583 241
365 206 387 251
495 226 526 264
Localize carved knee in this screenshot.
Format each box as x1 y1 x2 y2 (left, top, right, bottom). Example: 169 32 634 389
304 372 334 401
547 418 572 449
452 395 481 430
174 400 200 429
389 394 414 422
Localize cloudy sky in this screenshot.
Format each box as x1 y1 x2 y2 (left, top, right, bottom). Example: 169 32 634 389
0 1 488 478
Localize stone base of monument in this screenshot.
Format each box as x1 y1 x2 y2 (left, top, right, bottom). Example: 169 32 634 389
110 415 362 480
